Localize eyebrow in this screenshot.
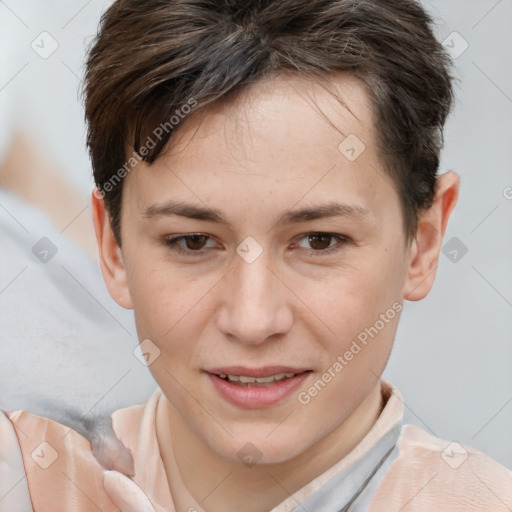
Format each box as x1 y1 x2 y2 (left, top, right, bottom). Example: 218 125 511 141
142 200 369 226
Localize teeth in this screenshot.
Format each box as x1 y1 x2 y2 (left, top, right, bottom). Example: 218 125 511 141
219 372 297 385
252 376 276 383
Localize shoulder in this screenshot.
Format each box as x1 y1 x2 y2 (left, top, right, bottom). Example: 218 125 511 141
369 424 512 511
4 407 118 511
1 390 161 512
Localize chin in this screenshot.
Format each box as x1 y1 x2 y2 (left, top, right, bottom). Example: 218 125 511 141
206 427 314 467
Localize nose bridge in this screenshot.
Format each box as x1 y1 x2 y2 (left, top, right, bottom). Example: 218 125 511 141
217 247 292 344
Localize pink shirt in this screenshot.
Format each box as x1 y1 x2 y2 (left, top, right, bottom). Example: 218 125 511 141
1 380 511 511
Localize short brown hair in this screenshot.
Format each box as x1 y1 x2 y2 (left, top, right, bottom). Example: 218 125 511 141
83 0 454 246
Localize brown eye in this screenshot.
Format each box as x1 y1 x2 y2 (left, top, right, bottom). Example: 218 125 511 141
182 234 208 250
294 232 349 257
307 233 334 251
162 234 217 255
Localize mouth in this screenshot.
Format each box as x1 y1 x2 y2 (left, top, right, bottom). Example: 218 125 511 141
216 372 299 387
206 366 312 408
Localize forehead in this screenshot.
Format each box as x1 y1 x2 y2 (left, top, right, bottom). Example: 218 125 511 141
171 72 376 163
122 72 397 226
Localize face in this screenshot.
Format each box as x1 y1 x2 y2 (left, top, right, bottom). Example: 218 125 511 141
93 73 456 466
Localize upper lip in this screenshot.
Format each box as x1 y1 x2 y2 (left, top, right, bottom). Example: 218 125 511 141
206 366 312 377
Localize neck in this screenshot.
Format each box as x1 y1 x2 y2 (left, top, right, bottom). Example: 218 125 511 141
156 382 383 512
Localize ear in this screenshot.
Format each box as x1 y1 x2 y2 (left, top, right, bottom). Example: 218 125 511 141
91 189 133 309
403 171 460 301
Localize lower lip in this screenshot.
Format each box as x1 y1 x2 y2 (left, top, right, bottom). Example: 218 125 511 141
208 372 311 409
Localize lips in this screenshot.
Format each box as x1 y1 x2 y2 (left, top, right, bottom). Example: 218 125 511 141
206 366 312 408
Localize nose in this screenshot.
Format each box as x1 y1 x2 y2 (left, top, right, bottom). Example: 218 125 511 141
216 249 294 346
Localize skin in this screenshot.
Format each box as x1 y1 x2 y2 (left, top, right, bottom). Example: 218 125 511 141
92 72 459 511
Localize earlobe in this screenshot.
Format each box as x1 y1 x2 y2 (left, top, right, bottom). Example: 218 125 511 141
91 189 133 309
403 171 460 301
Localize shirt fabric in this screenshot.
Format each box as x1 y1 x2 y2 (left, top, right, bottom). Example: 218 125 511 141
1 380 511 512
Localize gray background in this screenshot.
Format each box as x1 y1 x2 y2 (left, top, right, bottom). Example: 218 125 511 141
0 0 511 470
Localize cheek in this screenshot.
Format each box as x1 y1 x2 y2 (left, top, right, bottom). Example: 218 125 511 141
307 256 402 324
126 251 202 336
300 252 404 367
127 260 220 389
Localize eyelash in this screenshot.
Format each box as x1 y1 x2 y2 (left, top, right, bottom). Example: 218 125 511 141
161 232 349 258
